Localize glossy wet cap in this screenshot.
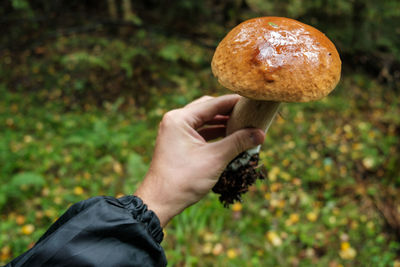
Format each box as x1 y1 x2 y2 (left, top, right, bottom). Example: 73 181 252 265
211 17 341 102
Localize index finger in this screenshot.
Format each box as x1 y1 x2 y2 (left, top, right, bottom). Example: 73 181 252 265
183 94 240 128
184 95 214 108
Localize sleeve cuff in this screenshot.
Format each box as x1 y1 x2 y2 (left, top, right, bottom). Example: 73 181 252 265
116 195 164 243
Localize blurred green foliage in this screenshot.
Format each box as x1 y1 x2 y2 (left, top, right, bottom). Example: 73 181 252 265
1 0 400 266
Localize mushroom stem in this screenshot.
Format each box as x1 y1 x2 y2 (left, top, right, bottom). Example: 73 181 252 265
226 97 280 170
227 98 281 134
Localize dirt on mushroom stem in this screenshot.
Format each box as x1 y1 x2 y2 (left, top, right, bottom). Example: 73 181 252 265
212 152 265 207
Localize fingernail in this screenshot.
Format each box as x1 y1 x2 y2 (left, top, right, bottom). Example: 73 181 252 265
251 130 265 146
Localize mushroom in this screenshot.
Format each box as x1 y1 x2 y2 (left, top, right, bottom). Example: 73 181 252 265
211 17 341 206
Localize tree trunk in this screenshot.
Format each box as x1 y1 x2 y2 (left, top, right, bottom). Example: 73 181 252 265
107 0 118 20
122 0 133 21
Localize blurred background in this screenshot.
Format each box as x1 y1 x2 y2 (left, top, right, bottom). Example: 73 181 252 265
0 0 399 266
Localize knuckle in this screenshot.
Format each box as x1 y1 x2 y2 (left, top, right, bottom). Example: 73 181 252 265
160 110 181 128
200 95 213 101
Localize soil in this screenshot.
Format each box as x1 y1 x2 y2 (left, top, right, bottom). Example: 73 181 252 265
212 152 265 207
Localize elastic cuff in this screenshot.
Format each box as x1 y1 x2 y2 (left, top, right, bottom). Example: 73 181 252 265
117 195 164 243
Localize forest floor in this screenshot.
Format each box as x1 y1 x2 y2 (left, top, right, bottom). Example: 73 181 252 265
1 33 399 266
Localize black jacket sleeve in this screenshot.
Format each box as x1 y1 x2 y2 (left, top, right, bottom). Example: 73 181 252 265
5 196 167 267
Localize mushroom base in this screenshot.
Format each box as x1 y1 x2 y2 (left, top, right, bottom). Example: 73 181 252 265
212 152 265 207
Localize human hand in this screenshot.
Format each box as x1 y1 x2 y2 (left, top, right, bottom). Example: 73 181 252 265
134 95 265 227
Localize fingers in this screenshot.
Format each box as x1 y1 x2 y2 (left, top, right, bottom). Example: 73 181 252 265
197 125 226 141
184 95 241 128
185 95 214 108
202 115 229 126
197 115 229 141
209 128 265 164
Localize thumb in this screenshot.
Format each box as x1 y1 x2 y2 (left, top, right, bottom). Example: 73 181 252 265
211 128 265 164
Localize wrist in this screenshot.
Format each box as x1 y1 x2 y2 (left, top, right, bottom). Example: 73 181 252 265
134 183 180 227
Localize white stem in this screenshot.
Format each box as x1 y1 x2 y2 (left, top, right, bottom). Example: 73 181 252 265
226 98 280 170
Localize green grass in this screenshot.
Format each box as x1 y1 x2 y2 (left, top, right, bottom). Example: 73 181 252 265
163 77 400 266
0 34 399 266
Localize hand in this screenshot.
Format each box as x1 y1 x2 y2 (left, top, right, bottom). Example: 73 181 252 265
134 95 265 227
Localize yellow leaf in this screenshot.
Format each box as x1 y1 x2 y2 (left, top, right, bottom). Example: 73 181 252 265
268 167 280 181
115 193 124 198
212 243 223 256
21 224 35 235
287 141 295 149
362 157 374 169
275 209 283 217
351 221 359 229
310 151 319 160
227 248 237 259
16 215 26 225
83 172 91 179
341 242 350 251
45 209 56 218
339 246 357 260
292 178 301 186
280 172 291 181
290 213 299 223
73 186 84 195
343 124 352 132
6 118 14 127
270 183 281 192
24 135 33 143
282 159 290 167
113 162 123 175
203 232 218 242
202 243 213 255
54 196 62 205
232 202 242 212
64 155 72 163
333 208 340 215
266 231 282 246
35 211 44 220
306 212 318 222
36 122 44 131
0 245 11 261
360 215 367 222
285 213 300 226
352 143 363 150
